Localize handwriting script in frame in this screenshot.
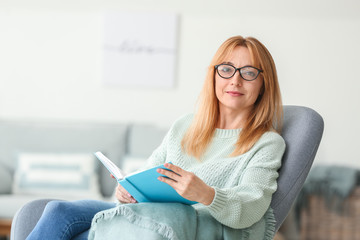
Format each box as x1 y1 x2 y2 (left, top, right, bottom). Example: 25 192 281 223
103 12 178 88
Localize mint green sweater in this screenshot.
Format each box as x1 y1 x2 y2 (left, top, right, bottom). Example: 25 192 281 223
145 114 286 230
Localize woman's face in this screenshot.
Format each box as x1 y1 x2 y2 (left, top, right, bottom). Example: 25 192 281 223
215 46 264 117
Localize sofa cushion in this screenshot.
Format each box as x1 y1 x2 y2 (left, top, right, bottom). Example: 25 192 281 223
121 155 148 175
126 124 167 158
0 120 128 197
0 163 12 194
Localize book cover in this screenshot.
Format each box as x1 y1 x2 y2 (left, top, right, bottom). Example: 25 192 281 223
94 152 197 205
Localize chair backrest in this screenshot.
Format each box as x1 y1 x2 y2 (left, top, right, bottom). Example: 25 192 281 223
271 105 324 231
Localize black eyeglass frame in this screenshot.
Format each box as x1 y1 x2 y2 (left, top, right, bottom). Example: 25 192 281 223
214 64 263 81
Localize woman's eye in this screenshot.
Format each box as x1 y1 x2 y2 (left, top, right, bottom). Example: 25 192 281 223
244 71 256 77
221 67 233 73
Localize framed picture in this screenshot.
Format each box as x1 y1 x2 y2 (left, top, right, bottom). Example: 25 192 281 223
103 12 178 88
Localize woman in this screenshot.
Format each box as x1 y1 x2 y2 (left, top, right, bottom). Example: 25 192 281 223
26 35 285 239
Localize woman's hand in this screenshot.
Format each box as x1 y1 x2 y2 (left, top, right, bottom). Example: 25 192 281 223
111 174 137 204
157 163 215 205
115 183 138 204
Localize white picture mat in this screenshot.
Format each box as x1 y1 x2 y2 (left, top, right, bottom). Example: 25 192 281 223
103 12 178 88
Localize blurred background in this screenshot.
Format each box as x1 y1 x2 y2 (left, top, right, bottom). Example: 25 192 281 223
0 0 360 239
1 0 360 166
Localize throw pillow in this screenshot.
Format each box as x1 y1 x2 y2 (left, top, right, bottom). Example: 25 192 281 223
12 153 101 199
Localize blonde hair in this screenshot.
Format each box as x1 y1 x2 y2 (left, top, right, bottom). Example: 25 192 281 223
181 35 283 159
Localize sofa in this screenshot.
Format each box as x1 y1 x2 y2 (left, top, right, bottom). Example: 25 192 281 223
0 119 167 221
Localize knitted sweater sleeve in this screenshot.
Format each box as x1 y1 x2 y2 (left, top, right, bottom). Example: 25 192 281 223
206 132 286 229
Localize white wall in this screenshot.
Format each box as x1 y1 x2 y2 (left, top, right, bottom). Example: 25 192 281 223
1 0 360 167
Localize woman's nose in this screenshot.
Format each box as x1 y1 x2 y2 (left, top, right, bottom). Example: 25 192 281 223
230 70 243 86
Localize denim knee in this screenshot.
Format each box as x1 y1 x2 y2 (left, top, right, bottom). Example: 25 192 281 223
44 200 73 218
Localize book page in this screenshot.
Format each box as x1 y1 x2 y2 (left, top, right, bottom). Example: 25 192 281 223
94 152 125 180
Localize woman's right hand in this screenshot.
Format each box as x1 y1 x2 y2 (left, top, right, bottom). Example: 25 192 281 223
115 183 138 204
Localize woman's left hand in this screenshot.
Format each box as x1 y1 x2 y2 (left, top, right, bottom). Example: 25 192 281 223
157 163 215 205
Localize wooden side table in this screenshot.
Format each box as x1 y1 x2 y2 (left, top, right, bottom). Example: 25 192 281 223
0 219 12 238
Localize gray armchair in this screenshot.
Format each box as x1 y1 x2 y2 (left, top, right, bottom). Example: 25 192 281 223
10 105 324 240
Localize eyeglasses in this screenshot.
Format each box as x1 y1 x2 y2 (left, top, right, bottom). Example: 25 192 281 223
215 64 263 81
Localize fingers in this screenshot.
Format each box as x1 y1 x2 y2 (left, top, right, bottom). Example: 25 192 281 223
157 175 177 189
111 175 135 203
157 169 179 182
157 163 189 190
115 184 137 204
156 163 183 181
164 163 184 175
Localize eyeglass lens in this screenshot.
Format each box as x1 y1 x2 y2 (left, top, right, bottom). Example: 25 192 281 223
216 64 260 81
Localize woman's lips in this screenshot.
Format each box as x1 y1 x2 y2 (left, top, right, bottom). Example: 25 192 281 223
226 91 244 97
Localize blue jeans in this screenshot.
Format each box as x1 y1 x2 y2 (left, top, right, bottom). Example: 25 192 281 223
26 200 116 240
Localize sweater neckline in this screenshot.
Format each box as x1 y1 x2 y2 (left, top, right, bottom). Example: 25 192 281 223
214 128 241 138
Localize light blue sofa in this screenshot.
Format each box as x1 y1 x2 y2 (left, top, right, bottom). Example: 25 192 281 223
0 120 167 220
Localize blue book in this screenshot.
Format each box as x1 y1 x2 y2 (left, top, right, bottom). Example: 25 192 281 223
94 152 197 205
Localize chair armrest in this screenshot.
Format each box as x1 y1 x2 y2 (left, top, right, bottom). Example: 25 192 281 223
11 199 60 240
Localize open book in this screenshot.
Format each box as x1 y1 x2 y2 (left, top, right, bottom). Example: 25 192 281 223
94 152 197 205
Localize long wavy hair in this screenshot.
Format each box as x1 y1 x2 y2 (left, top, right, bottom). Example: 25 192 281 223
181 36 283 159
